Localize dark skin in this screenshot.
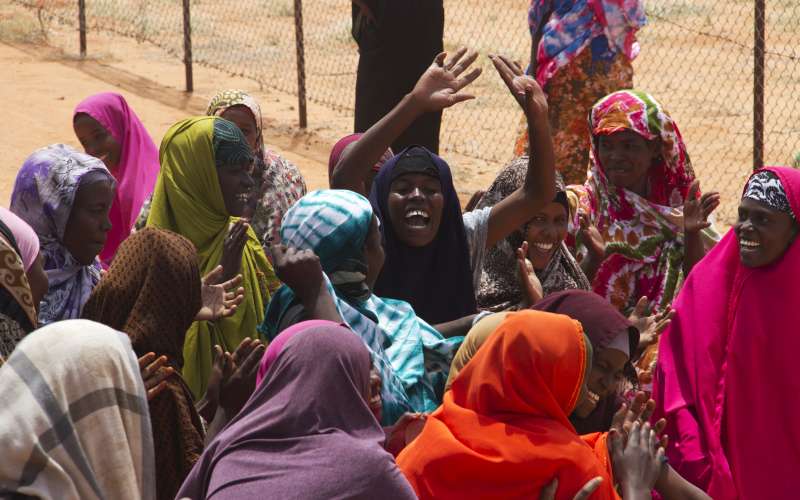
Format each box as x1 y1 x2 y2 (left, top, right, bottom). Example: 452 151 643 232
332 48 556 251
572 341 628 419
524 202 568 270
26 252 48 310
597 131 659 198
63 180 114 265
363 216 386 289
217 161 255 281
220 106 259 151
574 337 594 413
734 197 798 268
387 173 445 247
73 114 122 173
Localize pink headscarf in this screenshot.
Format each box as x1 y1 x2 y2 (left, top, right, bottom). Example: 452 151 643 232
74 93 160 267
327 134 394 184
652 166 800 499
0 206 39 271
255 320 342 387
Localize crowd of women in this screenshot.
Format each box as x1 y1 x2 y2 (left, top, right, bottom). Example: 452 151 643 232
0 5 798 499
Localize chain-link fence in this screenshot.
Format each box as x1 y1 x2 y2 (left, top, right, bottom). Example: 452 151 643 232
15 0 799 224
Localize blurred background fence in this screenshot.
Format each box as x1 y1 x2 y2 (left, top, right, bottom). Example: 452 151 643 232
14 0 800 224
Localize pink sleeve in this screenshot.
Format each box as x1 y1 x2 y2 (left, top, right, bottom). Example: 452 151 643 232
663 406 712 491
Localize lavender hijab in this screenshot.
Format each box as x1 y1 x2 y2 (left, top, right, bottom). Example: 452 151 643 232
10 144 115 325
177 322 416 500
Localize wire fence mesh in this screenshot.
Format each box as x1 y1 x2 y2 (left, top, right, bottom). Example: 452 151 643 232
14 0 800 224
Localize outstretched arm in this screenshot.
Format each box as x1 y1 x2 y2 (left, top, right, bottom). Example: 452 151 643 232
331 48 482 195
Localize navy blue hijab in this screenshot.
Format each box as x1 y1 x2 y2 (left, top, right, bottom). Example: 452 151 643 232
369 146 477 325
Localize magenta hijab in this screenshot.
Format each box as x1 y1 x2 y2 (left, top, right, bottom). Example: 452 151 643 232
0 207 39 271
73 93 160 267
255 319 338 386
652 166 800 499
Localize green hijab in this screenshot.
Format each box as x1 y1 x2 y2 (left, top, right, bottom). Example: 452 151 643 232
147 116 278 397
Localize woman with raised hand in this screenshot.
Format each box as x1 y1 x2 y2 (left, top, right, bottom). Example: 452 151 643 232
73 92 160 266
653 166 800 498
146 116 278 398
177 322 417 500
10 144 115 325
332 49 557 325
0 320 155 499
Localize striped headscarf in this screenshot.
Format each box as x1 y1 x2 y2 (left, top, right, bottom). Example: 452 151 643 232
0 320 155 499
261 190 463 423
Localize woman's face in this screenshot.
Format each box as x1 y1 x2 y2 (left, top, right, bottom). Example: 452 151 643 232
734 197 798 268
597 130 658 195
387 174 444 247
363 216 385 290
572 333 629 419
73 114 122 172
573 337 594 417
26 252 49 310
220 106 259 152
525 202 569 269
218 161 256 217
63 180 114 265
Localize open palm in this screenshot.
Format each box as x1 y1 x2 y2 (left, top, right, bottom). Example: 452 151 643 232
411 48 482 113
196 265 245 321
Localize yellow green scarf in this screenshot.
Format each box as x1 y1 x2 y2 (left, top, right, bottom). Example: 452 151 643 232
147 116 278 398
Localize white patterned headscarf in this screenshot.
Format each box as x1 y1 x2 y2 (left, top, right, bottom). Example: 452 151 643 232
0 320 155 500
743 170 794 219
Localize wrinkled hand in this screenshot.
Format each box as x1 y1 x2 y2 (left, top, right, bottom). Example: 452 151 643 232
138 352 174 401
539 477 604 500
628 297 675 353
410 48 482 113
195 265 245 321
220 220 249 282
610 422 666 495
385 413 427 457
684 180 720 234
516 241 543 307
579 214 605 260
273 245 325 302
490 54 548 120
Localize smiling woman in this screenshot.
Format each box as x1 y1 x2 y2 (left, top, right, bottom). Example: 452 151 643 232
10 144 115 325
653 166 800 498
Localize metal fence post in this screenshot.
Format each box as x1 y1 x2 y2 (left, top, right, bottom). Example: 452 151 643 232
182 0 194 93
78 0 86 58
753 0 765 170
293 0 308 129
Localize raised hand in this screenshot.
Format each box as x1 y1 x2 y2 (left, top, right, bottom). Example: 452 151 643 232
138 352 174 401
516 241 543 307
610 422 667 497
219 337 265 415
490 54 548 120
578 213 605 260
539 477 604 500
410 48 482 113
684 180 720 234
628 297 675 353
220 219 249 282
195 265 245 321
272 245 325 301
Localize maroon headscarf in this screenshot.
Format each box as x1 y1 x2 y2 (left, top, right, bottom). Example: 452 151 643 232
328 133 394 183
533 290 638 433
176 322 416 500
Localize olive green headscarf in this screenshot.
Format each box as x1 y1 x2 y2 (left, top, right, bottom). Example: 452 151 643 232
147 116 279 398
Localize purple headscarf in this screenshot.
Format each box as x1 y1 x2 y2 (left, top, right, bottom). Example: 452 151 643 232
255 319 339 386
177 322 416 500
369 146 477 324
10 144 115 325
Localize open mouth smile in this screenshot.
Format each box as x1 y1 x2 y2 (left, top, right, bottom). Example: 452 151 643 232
404 208 430 229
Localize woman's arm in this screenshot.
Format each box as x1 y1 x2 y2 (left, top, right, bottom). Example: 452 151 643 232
434 314 477 339
655 465 711 500
272 245 342 324
484 55 556 249
331 48 482 195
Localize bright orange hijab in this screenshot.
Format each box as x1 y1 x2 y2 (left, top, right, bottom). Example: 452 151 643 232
396 310 619 500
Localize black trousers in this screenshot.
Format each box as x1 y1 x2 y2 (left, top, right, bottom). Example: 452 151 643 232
353 1 444 154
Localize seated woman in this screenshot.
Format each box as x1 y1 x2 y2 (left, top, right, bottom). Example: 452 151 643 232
206 89 307 250
261 189 462 422
176 322 417 500
82 227 251 500
568 90 720 316
0 320 155 499
0 207 48 308
10 144 115 325
653 167 800 498
332 49 557 325
73 92 160 267
0 220 40 360
397 310 665 499
477 165 591 311
146 117 279 398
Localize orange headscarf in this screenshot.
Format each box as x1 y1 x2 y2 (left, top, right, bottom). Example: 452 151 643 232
396 310 619 500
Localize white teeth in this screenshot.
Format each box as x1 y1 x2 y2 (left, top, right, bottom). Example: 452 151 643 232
740 239 760 248
533 242 554 251
588 390 600 403
405 210 429 219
